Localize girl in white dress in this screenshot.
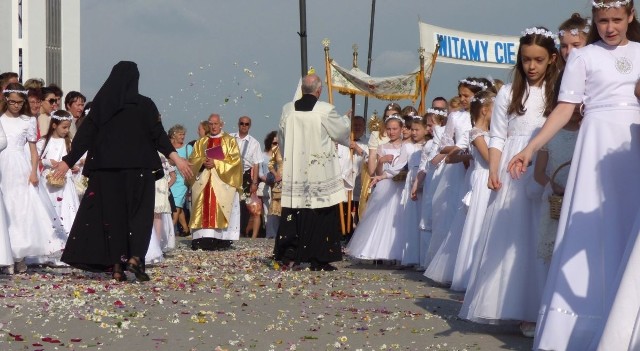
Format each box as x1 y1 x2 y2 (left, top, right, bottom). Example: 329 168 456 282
37 110 80 236
429 90 495 289
360 103 397 218
0 84 66 272
0 114 14 271
426 78 492 268
146 152 176 265
397 115 429 266
459 27 559 335
347 115 407 261
508 2 640 349
413 109 447 268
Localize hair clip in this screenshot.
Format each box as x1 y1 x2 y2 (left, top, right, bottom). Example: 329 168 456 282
592 0 630 8
2 89 28 95
426 108 448 117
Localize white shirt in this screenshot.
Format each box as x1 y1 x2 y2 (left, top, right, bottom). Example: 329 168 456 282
230 132 262 172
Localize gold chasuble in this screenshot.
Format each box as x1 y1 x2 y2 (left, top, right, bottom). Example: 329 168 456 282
189 133 242 230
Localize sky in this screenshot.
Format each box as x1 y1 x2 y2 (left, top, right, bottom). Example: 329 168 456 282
81 0 591 141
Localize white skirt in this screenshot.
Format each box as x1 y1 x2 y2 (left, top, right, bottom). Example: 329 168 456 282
450 166 491 291
347 178 404 260
425 162 466 266
535 111 640 350
459 135 546 324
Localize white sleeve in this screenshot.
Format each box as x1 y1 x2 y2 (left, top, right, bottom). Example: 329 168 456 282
454 112 472 150
0 121 6 151
439 113 456 149
488 86 511 152
558 51 587 104
384 144 409 178
321 105 350 147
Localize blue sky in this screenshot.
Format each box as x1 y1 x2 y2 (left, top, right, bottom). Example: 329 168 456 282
81 0 590 141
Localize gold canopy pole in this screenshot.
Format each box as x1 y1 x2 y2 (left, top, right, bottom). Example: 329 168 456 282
323 38 345 234
322 38 334 105
418 47 426 115
346 44 359 235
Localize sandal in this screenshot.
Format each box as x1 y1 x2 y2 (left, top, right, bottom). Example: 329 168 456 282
126 257 150 282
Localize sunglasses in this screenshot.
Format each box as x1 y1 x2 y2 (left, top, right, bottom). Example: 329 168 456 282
238 122 250 126
46 98 60 104
6 99 25 106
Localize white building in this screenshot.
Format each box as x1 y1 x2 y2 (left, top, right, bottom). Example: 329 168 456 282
0 0 80 92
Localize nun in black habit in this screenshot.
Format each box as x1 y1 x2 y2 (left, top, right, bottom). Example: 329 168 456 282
52 61 193 281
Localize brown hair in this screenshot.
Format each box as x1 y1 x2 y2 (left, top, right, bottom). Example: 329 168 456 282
508 27 560 117
588 0 640 43
470 91 497 127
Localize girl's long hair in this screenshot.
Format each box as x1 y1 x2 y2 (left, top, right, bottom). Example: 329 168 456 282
469 91 497 127
40 110 72 158
508 27 560 117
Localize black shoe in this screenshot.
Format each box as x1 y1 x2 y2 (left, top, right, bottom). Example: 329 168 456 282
112 265 127 282
310 264 338 271
126 258 150 282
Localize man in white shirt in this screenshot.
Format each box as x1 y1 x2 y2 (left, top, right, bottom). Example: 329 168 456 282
230 116 262 238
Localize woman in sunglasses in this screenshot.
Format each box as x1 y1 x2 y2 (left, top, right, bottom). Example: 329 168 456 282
38 86 63 137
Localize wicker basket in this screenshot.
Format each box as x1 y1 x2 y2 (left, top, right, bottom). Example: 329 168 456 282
548 161 571 220
46 173 66 188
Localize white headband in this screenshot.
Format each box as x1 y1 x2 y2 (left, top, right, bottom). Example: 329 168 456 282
593 0 630 8
50 112 73 121
521 27 558 41
459 79 488 91
386 114 404 125
426 108 448 117
559 19 591 37
412 115 423 120
3 89 28 95
471 96 496 104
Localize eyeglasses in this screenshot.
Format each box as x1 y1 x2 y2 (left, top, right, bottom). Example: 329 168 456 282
46 98 60 104
7 99 25 106
238 122 250 126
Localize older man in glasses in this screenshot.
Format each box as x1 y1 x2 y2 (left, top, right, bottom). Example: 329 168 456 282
229 116 263 238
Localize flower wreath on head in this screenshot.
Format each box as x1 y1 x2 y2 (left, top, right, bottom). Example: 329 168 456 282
2 89 28 95
593 0 630 8
385 114 404 125
521 27 558 41
50 111 73 122
459 79 488 91
471 96 496 104
559 19 591 38
426 108 448 117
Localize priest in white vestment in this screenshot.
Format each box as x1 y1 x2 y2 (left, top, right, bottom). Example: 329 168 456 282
274 74 350 270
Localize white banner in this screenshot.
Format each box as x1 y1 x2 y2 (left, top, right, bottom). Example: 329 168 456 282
419 21 520 69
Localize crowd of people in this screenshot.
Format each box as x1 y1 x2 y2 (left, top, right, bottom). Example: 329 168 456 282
2 0 640 349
